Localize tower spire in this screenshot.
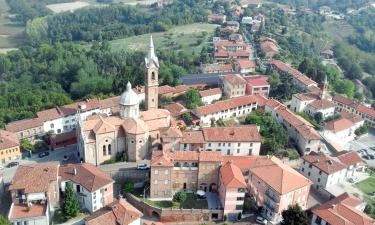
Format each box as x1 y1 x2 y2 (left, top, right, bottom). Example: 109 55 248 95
145 35 159 68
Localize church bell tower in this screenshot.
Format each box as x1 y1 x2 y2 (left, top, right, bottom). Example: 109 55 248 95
145 36 159 111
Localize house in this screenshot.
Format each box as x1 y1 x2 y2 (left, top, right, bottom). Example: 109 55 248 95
300 152 347 192
8 162 60 225
202 126 261 156
84 198 143 225
200 63 233 73
231 6 242 19
193 95 265 126
247 156 312 223
150 151 223 200
0 129 21 165
265 99 323 154
218 161 246 221
229 34 244 43
241 16 253 25
179 131 205 151
337 151 366 177
244 76 270 97
208 14 226 24
220 74 247 98
59 163 114 213
321 49 334 59
5 118 44 141
311 193 374 225
333 95 375 127
199 88 222 105
269 60 319 92
164 103 188 117
214 40 251 61
234 59 256 74
260 37 279 59
323 112 364 145
305 99 336 119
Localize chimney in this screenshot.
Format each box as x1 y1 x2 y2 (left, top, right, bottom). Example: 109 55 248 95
73 168 77 175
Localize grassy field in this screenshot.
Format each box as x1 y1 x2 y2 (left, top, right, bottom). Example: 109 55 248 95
110 23 218 54
357 173 375 195
145 193 208 209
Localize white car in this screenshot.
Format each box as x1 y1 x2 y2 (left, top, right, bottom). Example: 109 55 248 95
137 163 149 170
0 165 4 170
256 216 267 225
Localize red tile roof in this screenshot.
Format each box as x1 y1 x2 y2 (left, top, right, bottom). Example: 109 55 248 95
309 99 335 110
194 95 260 116
5 118 43 132
341 111 363 123
158 85 176 95
312 193 374 225
270 60 317 87
236 59 256 68
325 118 355 133
164 103 188 117
180 131 205 144
333 95 375 118
9 162 59 193
337 151 364 167
59 163 114 192
85 199 143 225
223 74 247 85
150 150 222 167
9 203 47 220
244 76 269 87
202 126 261 142
303 152 347 174
199 88 222 98
220 161 247 188
0 129 19 150
294 92 319 101
222 156 258 169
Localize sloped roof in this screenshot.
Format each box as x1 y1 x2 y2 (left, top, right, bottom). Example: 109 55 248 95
180 131 205 144
122 118 148 135
325 118 355 133
220 161 247 188
0 129 19 150
303 152 347 174
202 126 261 142
337 151 364 167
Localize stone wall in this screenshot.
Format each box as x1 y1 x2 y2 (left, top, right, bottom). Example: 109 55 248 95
125 193 223 223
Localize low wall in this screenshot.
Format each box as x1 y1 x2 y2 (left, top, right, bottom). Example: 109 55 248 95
125 193 223 223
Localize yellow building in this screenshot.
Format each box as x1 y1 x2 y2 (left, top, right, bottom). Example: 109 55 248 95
0 129 21 164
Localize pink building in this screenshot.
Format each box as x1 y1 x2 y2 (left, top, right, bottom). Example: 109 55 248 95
218 161 247 221
244 76 270 97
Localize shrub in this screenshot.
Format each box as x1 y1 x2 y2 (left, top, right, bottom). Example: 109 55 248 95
173 191 187 203
123 180 134 193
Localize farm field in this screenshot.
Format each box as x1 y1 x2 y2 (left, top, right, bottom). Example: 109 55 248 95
0 16 25 52
46 1 91 13
110 23 218 54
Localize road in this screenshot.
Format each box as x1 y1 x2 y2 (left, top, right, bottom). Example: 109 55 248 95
1 144 78 183
345 129 375 167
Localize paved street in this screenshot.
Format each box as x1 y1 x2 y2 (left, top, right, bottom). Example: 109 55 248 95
1 144 78 183
344 129 375 167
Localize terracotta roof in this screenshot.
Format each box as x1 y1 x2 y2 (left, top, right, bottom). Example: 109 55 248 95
58 99 101 116
150 151 173 167
303 152 347 174
223 74 247 85
337 151 364 167
270 60 317 87
199 88 222 98
356 104 375 119
333 95 357 107
222 155 258 169
244 76 269 86
36 108 62 121
0 129 19 150
151 151 222 167
312 193 374 225
341 111 363 123
199 151 223 162
333 94 375 118
325 118 355 133
321 49 334 56
294 92 319 101
174 85 190 94
59 163 114 192
260 40 279 54
160 127 183 139
194 95 260 116
98 96 120 109
140 108 170 122
249 156 312 194
5 118 43 132
123 118 148 135
236 59 256 68
309 99 336 109
9 162 59 193
180 131 205 144
93 117 116 134
202 126 261 142
158 85 176 95
220 161 247 188
164 103 188 117
85 199 143 225
308 85 322 94
9 203 47 220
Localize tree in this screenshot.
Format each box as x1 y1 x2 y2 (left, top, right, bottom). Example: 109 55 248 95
184 89 202 109
314 112 323 125
21 138 34 151
182 112 193 125
122 180 134 193
173 191 187 203
0 214 11 225
62 182 80 220
280 204 308 225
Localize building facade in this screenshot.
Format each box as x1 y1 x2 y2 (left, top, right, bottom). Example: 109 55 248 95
221 74 247 99
0 129 21 165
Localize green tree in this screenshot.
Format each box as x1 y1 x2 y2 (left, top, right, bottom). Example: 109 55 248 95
314 112 323 125
173 191 187 203
21 139 34 151
280 204 308 225
62 182 80 220
182 112 193 125
122 180 134 193
333 79 355 97
0 214 11 225
184 89 202 109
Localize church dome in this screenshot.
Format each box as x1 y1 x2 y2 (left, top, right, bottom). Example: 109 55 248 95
120 82 139 106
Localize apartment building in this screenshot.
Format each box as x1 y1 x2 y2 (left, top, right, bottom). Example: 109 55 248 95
193 95 265 126
265 99 322 154
221 74 247 99
8 162 60 225
234 59 256 74
0 129 21 165
59 163 114 213
333 95 375 127
199 88 222 105
244 76 270 97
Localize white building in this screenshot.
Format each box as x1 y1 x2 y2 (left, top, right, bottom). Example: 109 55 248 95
202 126 261 156
193 95 264 126
199 88 222 105
220 74 247 99
59 163 114 213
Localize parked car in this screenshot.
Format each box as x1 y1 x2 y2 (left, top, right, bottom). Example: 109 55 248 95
369 154 375 160
137 163 149 170
362 155 370 160
38 151 50 158
256 216 268 225
0 165 4 170
6 162 19 168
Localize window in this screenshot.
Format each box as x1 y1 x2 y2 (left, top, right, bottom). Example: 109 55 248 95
154 170 158 174
227 150 230 155
236 197 244 201
309 164 312 169
249 149 252 155
76 185 81 193
183 162 189 167
318 178 320 183
50 123 54 128
208 143 211 147
250 143 253 147
174 162 180 167
154 180 158 184
151 72 155 80
238 143 241 147
301 168 304 172
218 143 221 147
103 145 107 156
108 144 112 155
308 172 311 176
315 216 322 224
223 143 226 146
165 170 169 175
237 149 240 154
165 180 168 184
319 171 322 175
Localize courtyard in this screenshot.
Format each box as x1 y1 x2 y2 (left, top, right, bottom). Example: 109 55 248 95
145 193 209 209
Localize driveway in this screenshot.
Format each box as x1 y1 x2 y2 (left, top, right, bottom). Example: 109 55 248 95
206 192 221 210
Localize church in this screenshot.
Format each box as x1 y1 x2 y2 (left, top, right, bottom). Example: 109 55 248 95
77 37 171 166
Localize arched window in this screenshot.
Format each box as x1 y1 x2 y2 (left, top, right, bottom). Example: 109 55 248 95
103 145 107 156
174 162 180 167
108 144 111 155
183 162 189 167
151 72 155 80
